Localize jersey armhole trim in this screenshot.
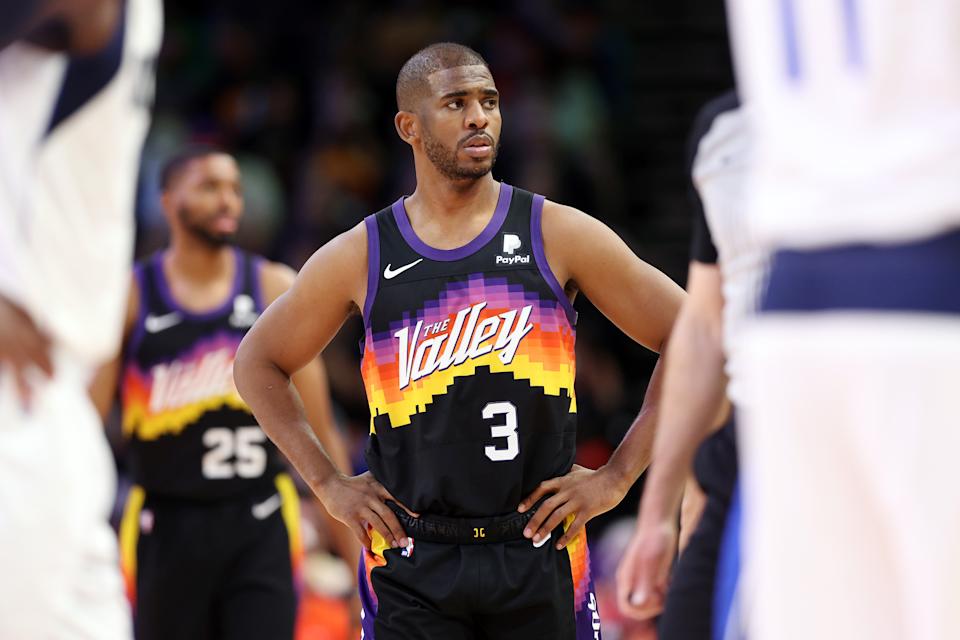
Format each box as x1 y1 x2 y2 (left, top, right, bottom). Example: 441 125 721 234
250 255 266 311
126 262 150 361
362 214 380 322
531 194 578 325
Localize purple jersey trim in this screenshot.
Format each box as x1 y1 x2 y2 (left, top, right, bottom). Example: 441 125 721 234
357 555 378 639
531 194 577 324
363 214 380 322
251 255 266 312
152 247 244 320
391 182 513 262
125 262 150 362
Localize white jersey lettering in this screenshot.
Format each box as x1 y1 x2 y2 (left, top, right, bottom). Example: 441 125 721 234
395 302 534 390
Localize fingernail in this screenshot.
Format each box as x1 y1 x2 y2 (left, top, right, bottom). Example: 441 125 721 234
391 539 398 548
517 504 526 513
631 592 644 606
555 542 563 550
399 537 409 548
523 528 532 538
532 533 540 542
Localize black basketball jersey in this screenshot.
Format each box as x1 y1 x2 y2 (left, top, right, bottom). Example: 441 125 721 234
360 183 578 518
121 248 285 499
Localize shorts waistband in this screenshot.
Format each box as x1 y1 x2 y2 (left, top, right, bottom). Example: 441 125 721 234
762 228 960 314
387 499 547 545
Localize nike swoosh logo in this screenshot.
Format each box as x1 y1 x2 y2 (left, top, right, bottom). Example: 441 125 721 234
383 258 424 280
251 493 282 520
144 312 182 333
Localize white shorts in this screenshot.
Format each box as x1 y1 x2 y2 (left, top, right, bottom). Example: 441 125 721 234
0 353 131 639
739 313 960 640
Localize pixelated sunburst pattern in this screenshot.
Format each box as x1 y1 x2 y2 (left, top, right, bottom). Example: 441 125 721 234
122 332 251 440
564 514 592 612
361 274 576 433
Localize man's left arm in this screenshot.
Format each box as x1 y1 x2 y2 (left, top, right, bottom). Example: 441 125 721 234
258 261 362 565
258 261 353 473
518 201 685 549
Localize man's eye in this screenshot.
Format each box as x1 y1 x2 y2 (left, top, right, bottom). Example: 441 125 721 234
484 99 498 109
447 100 463 110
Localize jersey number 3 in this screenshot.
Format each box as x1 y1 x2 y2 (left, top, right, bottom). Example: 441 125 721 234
483 401 519 462
202 427 268 479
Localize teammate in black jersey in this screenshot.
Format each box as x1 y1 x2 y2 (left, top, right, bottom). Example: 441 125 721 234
235 43 685 639
90 148 354 640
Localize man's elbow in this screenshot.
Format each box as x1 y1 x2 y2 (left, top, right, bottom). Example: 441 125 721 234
233 334 258 395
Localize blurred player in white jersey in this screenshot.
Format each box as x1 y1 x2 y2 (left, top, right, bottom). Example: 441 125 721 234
726 1 960 638
0 0 162 637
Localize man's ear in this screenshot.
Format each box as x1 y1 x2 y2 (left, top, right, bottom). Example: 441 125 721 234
394 111 418 145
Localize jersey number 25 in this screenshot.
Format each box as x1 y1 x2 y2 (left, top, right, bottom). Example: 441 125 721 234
202 426 268 479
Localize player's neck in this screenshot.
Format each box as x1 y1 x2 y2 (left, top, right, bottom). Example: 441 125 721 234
406 170 499 222
166 239 235 284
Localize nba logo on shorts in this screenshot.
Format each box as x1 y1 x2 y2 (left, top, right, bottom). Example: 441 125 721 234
140 509 155 534
502 234 522 255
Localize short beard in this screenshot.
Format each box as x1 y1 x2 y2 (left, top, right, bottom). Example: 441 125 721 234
423 131 499 181
178 206 235 249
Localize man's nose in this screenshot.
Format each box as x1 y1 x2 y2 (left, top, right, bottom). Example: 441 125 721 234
464 100 488 130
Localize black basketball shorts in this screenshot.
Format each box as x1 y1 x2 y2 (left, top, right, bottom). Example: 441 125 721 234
358 511 602 639
119 474 303 640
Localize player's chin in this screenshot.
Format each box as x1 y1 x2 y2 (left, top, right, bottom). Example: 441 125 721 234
203 231 237 247
457 158 494 177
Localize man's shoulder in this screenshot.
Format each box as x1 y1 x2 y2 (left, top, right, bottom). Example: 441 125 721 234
255 258 297 305
539 198 598 237
259 221 370 306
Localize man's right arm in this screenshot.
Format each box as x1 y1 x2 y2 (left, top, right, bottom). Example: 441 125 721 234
233 222 412 550
616 260 728 619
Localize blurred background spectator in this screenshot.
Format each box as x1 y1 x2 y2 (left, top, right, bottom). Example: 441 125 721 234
118 2 733 638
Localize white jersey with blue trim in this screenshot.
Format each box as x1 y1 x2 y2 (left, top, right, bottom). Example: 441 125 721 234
0 0 162 368
727 0 960 248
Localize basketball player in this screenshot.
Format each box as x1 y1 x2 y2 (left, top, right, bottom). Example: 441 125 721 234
234 42 685 639
0 1 161 638
726 2 960 638
615 92 763 640
88 147 354 640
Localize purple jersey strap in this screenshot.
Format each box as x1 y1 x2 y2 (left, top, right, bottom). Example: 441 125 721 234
530 194 577 324
363 214 380 321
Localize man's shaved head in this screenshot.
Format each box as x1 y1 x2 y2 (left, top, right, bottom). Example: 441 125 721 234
396 42 489 111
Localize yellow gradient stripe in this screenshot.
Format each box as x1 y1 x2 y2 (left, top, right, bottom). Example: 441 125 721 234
275 473 303 566
368 528 391 559
119 485 146 603
365 351 576 433
123 393 250 440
